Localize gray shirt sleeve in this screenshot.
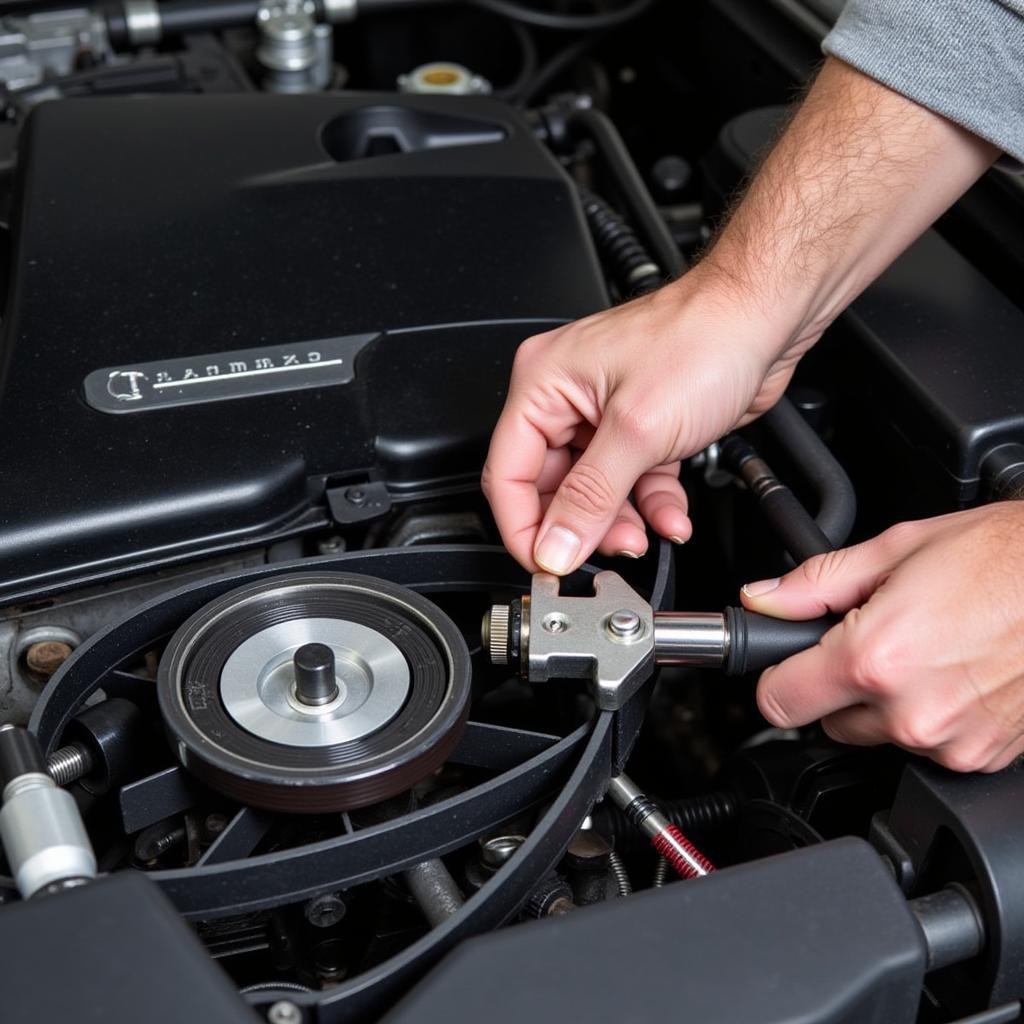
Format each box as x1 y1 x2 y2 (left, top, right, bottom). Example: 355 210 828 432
822 0 1024 164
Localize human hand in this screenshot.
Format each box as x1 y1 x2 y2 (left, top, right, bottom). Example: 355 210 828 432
742 503 1024 773
482 266 814 573
483 54 997 577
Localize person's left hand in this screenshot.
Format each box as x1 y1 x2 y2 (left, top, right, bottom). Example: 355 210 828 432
740 501 1024 773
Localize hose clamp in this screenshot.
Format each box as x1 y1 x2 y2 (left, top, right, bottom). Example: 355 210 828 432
124 0 162 45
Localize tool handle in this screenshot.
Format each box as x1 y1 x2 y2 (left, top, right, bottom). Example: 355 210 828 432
723 607 837 676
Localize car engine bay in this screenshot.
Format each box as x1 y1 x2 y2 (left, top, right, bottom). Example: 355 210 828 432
1 1 1024 1022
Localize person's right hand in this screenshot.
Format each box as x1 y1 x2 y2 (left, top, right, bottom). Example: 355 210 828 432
482 57 998 577
481 265 817 574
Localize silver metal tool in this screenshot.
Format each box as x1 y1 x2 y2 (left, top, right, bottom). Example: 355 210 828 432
483 571 834 710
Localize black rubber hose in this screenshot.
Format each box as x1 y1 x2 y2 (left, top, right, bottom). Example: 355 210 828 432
515 32 601 107
760 397 857 549
719 434 833 563
105 0 258 44
469 0 657 31
493 21 539 101
591 791 737 853
568 106 685 281
357 0 658 30
578 188 663 297
159 0 259 33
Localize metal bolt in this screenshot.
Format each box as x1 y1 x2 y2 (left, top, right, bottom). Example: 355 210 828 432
47 744 92 787
25 641 73 677
542 613 568 634
304 892 347 929
204 813 228 839
607 609 641 638
267 1001 303 1024
547 896 575 916
480 834 525 870
345 487 366 505
293 643 340 707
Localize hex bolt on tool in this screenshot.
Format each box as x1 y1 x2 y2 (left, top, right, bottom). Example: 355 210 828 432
483 571 835 711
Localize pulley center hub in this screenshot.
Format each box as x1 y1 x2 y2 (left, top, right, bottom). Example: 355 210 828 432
220 617 410 748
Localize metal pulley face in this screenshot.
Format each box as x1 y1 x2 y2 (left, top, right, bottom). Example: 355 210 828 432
157 573 472 813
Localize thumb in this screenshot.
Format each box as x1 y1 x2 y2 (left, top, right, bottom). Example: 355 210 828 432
534 421 650 575
740 530 912 619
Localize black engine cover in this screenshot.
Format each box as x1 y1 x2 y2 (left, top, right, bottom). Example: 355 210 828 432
0 93 606 603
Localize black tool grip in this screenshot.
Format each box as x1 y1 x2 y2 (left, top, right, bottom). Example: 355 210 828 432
723 607 837 676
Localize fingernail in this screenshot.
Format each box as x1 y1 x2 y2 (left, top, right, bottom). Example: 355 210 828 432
742 578 781 598
670 536 687 545
617 550 642 560
535 526 582 575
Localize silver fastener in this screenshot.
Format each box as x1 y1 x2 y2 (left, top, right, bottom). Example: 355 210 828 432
607 609 642 638
480 834 525 869
542 612 569 634
267 1002 303 1024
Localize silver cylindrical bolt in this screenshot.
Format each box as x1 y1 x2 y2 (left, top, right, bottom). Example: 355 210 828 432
607 609 642 638
293 643 339 707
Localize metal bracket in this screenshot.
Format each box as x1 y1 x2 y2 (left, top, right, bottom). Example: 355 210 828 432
524 572 655 711
326 481 392 527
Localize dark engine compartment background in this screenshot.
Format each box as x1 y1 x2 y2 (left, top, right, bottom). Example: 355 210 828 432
0 3 1022 1024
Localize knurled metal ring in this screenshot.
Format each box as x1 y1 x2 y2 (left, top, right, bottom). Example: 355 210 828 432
485 604 511 666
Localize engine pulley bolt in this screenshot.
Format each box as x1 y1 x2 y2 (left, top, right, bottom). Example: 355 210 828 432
267 1001 303 1024
293 643 340 707
606 772 714 881
25 640 73 677
607 609 642 639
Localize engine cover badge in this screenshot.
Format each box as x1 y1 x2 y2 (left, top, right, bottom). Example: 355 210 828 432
83 332 378 414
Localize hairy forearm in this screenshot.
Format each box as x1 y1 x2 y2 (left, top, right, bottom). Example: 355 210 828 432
693 57 999 350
